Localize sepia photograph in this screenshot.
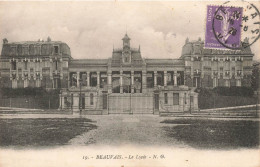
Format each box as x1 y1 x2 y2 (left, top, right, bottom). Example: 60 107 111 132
0 1 259 167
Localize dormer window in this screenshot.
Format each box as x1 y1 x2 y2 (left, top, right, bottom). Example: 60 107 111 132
237 57 243 61
194 56 201 61
54 46 59 54
212 57 218 61
225 71 230 76
22 46 29 55
24 60 28 70
35 45 41 55
225 57 230 61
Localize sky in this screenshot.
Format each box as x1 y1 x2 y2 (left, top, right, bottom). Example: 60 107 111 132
0 1 259 60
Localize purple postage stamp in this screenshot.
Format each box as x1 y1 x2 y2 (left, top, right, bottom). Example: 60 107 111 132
205 5 243 49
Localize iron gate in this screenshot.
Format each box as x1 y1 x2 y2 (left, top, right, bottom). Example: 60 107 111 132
107 93 154 114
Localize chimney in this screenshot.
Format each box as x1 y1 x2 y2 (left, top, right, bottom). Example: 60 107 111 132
243 37 249 43
3 38 8 44
185 37 189 44
47 36 51 42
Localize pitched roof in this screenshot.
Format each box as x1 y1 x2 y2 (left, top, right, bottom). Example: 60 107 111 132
70 59 108 65
145 59 184 65
1 40 71 57
181 39 253 56
122 33 130 40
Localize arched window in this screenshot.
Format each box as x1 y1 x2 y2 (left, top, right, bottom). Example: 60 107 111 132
90 93 94 105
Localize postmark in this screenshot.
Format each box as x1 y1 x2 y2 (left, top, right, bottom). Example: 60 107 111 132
205 1 260 50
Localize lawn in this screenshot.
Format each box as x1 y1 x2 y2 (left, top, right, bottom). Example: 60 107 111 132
0 118 97 147
161 119 259 149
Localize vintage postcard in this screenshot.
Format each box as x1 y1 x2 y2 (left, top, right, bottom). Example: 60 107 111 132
0 1 259 167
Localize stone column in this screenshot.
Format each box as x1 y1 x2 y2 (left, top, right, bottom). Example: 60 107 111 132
76 71 80 87
131 71 134 93
154 71 157 87
164 71 167 86
86 72 90 87
120 70 123 93
97 72 100 88
174 71 177 86
107 71 112 93
142 70 147 93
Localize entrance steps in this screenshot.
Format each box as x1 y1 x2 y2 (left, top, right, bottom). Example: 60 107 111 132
160 112 185 116
81 109 103 115
194 104 259 118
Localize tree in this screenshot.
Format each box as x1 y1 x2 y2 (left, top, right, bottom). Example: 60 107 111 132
251 63 259 91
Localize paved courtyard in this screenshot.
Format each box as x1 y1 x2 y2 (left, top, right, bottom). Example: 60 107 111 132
68 115 184 147
0 113 259 149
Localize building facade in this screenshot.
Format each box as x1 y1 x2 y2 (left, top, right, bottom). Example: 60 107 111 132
182 38 253 88
0 34 254 114
0 37 71 90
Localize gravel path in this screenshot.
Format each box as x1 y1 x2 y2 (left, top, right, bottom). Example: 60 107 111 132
68 115 184 147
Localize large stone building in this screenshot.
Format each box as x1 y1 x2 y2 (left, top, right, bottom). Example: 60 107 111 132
0 37 71 89
0 34 254 114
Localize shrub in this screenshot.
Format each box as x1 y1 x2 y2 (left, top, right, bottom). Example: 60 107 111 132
213 86 254 97
198 87 257 109
0 87 60 98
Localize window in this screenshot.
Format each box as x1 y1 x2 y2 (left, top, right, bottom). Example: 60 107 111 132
11 61 16 70
36 79 41 87
71 94 73 107
54 46 59 54
24 61 28 70
90 93 94 105
184 93 187 104
35 46 41 55
36 62 40 71
164 93 168 104
173 93 179 105
55 60 58 70
23 47 29 55
54 78 61 89
64 97 67 107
